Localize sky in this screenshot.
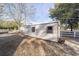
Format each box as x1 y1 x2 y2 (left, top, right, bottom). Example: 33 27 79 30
1 3 55 24
28 3 55 24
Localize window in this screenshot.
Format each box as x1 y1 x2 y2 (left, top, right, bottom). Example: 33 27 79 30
47 26 53 33
32 27 35 32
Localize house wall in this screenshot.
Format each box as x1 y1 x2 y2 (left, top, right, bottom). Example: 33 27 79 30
20 22 60 42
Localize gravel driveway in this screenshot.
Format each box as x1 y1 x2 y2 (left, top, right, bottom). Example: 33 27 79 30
0 33 78 56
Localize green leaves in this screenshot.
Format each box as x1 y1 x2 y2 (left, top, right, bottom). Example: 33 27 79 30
49 3 79 31
0 21 18 29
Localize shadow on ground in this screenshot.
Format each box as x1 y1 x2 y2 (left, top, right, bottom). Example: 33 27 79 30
15 36 78 56
0 34 78 56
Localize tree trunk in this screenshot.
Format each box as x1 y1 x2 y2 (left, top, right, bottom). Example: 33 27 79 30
70 25 73 31
18 25 20 30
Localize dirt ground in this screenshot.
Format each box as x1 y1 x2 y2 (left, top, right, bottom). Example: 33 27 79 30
0 33 79 56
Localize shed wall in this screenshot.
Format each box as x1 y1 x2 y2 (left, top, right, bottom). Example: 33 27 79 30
20 22 60 42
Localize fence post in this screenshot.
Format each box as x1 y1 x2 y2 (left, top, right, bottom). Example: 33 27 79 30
74 32 76 38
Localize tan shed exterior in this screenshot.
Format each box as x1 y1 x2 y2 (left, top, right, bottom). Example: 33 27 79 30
20 21 60 42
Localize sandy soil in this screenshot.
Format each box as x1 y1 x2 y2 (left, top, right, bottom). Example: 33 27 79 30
0 33 78 56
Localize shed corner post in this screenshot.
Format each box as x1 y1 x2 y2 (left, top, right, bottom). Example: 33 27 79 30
57 20 60 42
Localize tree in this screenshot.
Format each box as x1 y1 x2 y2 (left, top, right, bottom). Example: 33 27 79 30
0 20 18 29
49 3 79 31
0 4 5 20
0 4 6 29
6 3 35 29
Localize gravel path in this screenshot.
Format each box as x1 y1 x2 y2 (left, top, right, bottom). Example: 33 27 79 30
0 34 78 56
64 37 79 55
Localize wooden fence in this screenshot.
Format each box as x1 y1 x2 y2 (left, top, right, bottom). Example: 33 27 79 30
60 31 79 37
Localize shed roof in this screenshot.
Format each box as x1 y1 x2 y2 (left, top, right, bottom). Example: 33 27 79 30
24 21 59 26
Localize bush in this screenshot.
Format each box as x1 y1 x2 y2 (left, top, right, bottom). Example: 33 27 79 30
0 21 18 30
